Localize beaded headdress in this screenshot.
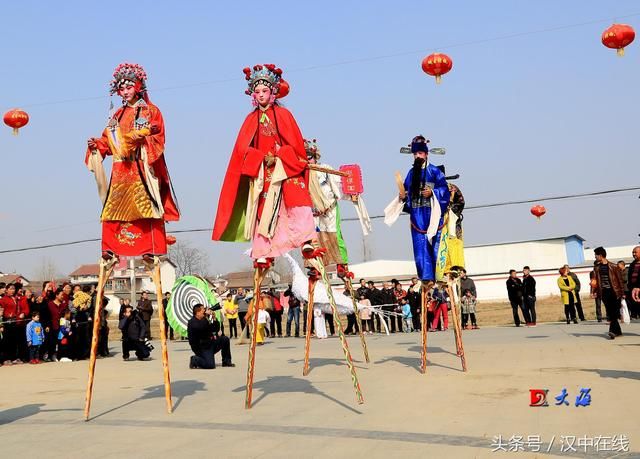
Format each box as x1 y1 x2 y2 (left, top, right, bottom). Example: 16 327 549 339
109 62 148 95
242 64 283 96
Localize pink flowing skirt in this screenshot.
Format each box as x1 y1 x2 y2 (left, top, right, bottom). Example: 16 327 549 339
251 205 316 259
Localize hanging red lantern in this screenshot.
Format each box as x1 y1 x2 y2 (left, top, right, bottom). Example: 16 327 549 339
277 79 290 99
530 205 546 220
421 53 453 84
602 23 635 56
166 235 177 245
3 109 29 135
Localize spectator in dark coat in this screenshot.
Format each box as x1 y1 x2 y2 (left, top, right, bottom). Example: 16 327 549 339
506 270 530 327
119 305 150 361
522 266 537 326
187 304 234 369
137 291 154 340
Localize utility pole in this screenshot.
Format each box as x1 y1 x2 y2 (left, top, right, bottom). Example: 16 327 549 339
129 258 136 305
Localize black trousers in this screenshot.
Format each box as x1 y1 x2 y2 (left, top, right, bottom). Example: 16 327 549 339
564 303 577 322
122 339 150 360
574 294 585 320
410 305 421 330
227 318 238 338
594 296 603 320
269 311 282 336
2 323 17 361
164 314 174 340
44 328 57 359
344 314 359 334
28 344 41 361
324 313 335 335
396 314 403 332
510 299 530 326
524 295 537 324
98 326 109 356
601 288 622 336
462 313 477 327
143 319 152 340
192 336 232 369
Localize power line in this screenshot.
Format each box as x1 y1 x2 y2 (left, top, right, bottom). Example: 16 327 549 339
1 185 637 255
7 11 640 111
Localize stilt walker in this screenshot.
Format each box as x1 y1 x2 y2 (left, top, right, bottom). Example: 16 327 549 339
84 62 180 420
445 272 467 370
385 135 451 373
212 64 364 408
306 139 371 363
303 267 320 376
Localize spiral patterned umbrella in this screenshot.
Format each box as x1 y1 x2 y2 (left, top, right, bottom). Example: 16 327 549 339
167 275 220 337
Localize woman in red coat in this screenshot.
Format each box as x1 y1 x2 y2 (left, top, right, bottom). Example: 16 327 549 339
212 64 315 264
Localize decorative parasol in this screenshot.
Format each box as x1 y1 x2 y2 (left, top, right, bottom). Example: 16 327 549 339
167 275 220 337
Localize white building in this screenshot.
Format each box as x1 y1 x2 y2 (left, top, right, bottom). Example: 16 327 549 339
68 258 177 313
348 235 636 301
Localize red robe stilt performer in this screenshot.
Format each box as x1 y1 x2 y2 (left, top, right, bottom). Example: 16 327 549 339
86 62 180 258
82 62 179 420
212 64 315 262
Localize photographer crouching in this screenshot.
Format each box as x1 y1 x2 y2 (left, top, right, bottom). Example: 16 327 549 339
119 304 153 361
187 304 235 369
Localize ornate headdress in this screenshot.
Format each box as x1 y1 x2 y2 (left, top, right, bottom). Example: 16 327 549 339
109 62 148 95
242 64 283 96
410 135 430 154
304 138 321 159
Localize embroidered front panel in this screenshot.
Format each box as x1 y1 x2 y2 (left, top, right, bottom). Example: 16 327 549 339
114 223 142 246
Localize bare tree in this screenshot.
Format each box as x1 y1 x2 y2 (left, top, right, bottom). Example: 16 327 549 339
169 240 211 277
35 257 60 281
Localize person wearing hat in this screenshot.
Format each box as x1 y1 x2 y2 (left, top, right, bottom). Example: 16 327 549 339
399 136 450 285
212 64 315 265
86 62 180 260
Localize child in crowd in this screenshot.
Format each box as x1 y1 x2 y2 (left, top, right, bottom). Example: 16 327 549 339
26 311 45 364
401 298 413 332
313 308 327 339
57 309 73 362
461 289 479 330
256 303 270 345
358 294 372 334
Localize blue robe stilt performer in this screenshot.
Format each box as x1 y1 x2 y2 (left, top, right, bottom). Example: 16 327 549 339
402 139 450 282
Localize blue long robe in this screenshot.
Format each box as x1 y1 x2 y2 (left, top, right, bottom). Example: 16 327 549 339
403 163 450 281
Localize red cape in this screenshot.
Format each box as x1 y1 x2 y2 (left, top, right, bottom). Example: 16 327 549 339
212 105 306 241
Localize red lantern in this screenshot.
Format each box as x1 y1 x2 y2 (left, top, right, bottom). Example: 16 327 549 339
3 109 29 135
421 53 453 84
530 205 546 220
166 235 177 245
602 23 635 56
277 80 290 99
339 164 364 196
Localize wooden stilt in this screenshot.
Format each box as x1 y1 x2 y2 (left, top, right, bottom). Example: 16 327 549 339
309 257 364 404
145 256 173 413
303 272 319 376
245 265 268 409
446 276 467 372
84 256 117 421
419 281 433 374
343 277 370 363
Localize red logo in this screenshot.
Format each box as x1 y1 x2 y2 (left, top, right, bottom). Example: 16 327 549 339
529 389 549 407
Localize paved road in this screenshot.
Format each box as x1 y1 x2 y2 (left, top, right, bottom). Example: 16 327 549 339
1 321 638 458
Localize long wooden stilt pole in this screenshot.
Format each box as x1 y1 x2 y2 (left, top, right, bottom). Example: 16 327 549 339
245 265 268 409
84 257 117 421
344 277 370 363
446 276 467 371
146 256 173 413
303 272 318 376
419 282 433 374
310 258 364 404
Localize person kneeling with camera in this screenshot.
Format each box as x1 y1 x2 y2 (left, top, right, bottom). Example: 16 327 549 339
187 304 235 369
119 305 152 361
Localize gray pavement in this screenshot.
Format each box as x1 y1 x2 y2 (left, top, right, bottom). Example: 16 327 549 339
1 321 639 458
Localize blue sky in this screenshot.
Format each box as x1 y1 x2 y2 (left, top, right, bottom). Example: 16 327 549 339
0 0 639 278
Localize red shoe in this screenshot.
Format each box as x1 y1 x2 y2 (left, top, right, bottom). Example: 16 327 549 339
472 325 479 329
29 359 36 365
